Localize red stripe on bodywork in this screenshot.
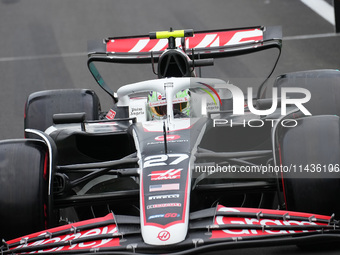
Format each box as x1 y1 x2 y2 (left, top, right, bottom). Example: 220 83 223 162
278 143 288 209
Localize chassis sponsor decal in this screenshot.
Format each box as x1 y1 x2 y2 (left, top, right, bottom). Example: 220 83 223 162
149 183 180 192
9 214 119 253
211 206 330 239
148 169 182 181
148 194 180 200
105 109 116 120
155 135 181 141
147 203 181 209
148 213 181 220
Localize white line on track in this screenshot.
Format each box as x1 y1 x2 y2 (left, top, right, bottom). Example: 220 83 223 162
283 32 340 40
0 52 87 62
300 0 335 25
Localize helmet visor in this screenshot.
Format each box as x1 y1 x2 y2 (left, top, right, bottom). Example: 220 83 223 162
150 102 188 117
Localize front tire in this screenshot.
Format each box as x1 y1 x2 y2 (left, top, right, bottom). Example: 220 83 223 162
278 115 340 216
0 139 52 240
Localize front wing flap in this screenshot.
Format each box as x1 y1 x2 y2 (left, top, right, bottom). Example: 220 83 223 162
4 205 339 254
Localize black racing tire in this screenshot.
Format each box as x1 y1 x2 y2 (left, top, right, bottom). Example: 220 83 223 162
275 69 340 217
0 139 51 240
278 115 340 216
24 89 101 136
274 69 340 116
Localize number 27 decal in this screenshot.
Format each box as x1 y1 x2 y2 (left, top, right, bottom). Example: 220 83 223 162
143 154 189 168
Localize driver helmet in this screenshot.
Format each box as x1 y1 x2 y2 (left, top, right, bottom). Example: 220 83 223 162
148 89 190 120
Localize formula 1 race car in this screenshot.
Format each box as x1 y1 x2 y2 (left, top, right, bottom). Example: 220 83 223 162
1 26 340 254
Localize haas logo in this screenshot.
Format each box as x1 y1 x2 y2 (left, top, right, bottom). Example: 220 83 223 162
149 168 182 181
155 135 180 141
157 230 170 241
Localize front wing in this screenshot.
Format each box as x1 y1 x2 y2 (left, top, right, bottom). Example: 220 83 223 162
4 205 339 254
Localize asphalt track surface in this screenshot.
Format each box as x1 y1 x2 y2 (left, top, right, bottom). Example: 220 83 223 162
0 0 340 254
